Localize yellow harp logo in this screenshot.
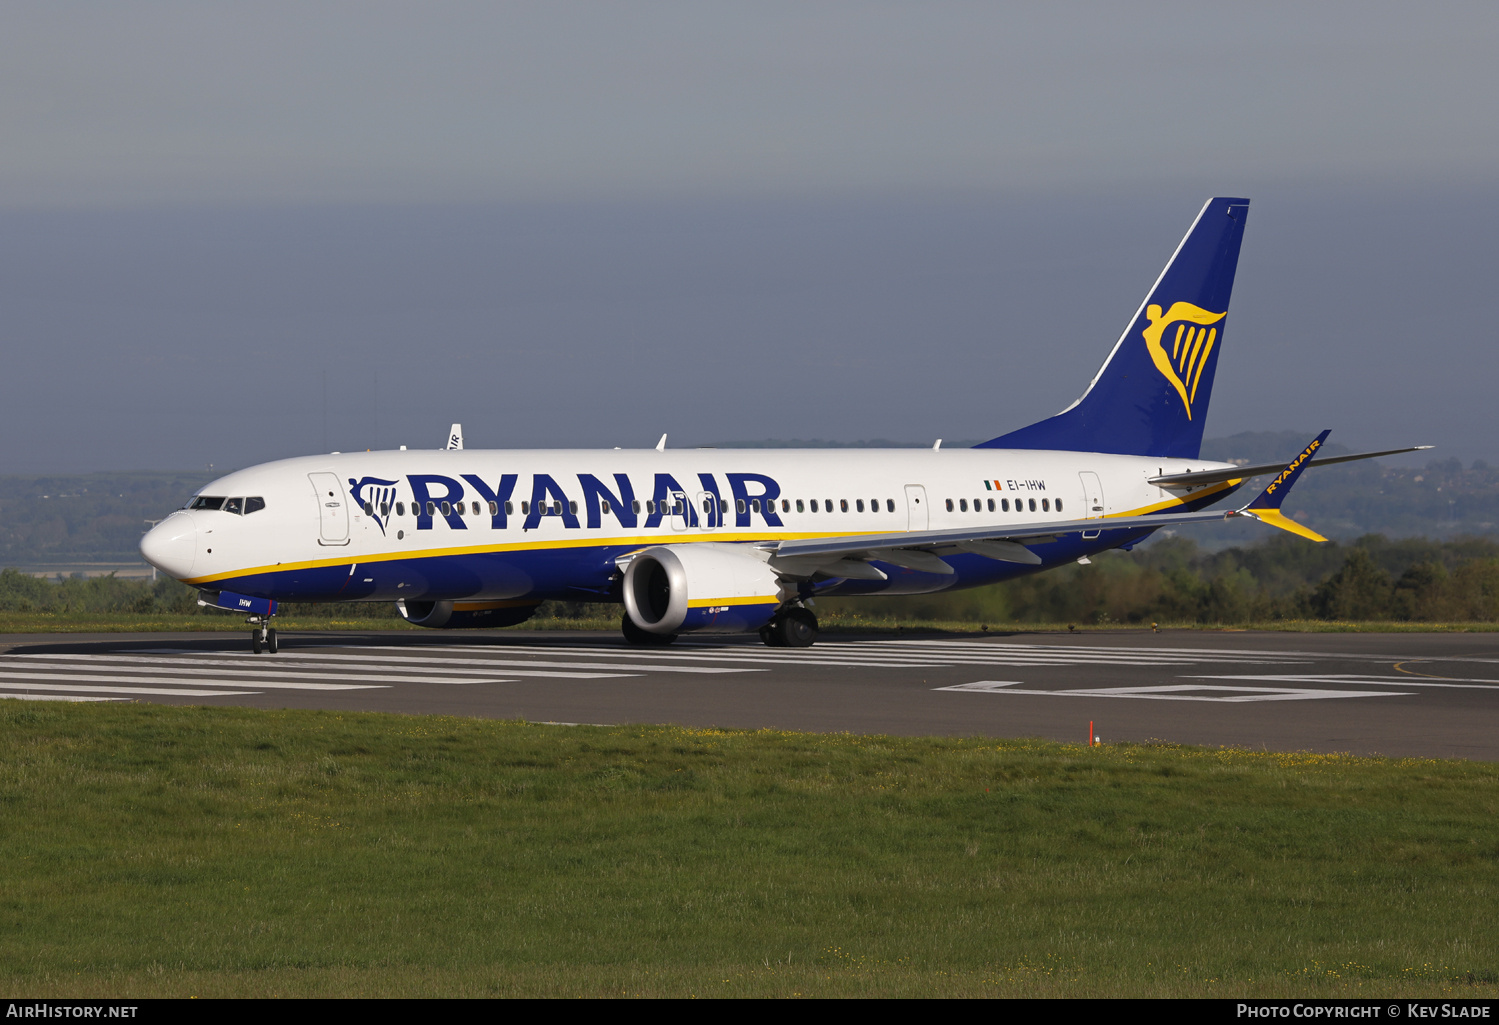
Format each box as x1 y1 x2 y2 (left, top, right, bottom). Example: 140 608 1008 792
1142 302 1226 420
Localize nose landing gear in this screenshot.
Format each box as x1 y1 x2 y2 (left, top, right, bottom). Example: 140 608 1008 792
247 615 278 654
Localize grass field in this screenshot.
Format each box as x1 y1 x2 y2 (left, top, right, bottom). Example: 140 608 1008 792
2 703 1496 997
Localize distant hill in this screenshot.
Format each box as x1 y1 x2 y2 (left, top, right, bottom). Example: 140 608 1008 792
0 471 213 569
1 435 1492 568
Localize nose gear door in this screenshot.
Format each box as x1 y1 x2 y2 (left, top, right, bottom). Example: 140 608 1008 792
309 472 350 545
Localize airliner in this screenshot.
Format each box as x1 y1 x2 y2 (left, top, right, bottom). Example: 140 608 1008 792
140 197 1423 653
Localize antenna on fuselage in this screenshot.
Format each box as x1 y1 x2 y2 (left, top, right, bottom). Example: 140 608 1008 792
655 434 667 451
446 424 463 450
933 439 942 450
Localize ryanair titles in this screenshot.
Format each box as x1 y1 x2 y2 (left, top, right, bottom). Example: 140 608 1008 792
349 471 783 534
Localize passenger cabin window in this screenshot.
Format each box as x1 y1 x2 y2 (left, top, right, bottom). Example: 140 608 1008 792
751 499 761 513
488 501 498 516
795 499 805 513
856 499 864 512
886 499 895 512
569 500 579 514
396 502 406 516
505 501 514 515
1001 498 1009 512
1042 498 1050 512
987 498 994 512
959 499 967 512
736 499 747 514
521 501 530 514
1028 498 1036 512
1056 498 1063 512
360 501 372 516
946 499 954 512
632 500 641 514
189 496 225 511
809 499 818 513
781 499 790 512
840 499 848 512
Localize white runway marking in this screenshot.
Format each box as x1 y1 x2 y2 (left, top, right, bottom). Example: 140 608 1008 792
0 678 261 697
433 644 944 668
0 692 124 702
11 654 573 684
439 641 1305 669
270 649 738 675
1189 673 1499 691
0 667 388 691
936 681 1409 702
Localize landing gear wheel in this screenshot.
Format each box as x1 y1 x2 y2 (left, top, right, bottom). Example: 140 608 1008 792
621 613 677 647
251 631 263 655
763 607 818 648
266 628 278 654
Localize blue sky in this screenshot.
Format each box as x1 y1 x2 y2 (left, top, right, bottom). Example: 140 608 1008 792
1 3 1495 471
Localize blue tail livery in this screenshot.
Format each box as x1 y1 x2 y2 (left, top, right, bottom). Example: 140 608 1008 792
978 196 1250 459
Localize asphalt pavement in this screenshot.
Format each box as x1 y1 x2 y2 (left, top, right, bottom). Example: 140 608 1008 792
3 629 1497 760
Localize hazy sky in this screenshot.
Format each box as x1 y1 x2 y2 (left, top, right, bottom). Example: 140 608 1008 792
1 3 1496 472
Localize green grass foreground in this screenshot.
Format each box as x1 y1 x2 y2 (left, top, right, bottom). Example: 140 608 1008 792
2 705 1497 998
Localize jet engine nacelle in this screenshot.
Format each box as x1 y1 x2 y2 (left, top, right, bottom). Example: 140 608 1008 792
396 599 541 629
622 543 785 636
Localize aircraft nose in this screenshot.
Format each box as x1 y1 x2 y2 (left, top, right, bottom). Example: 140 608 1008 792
140 512 197 579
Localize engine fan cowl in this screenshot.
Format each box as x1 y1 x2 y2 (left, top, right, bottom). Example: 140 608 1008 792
622 543 784 635
396 599 541 629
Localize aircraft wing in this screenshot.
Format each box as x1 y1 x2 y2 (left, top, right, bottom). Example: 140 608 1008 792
770 431 1336 571
767 507 1246 568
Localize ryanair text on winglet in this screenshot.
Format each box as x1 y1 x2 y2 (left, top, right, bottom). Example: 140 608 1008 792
1263 437 1323 498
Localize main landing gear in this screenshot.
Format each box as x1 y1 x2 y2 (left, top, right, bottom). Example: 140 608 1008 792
621 613 677 647
248 615 278 655
760 606 818 648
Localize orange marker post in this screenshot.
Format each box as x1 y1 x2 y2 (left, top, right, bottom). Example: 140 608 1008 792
1089 720 1094 747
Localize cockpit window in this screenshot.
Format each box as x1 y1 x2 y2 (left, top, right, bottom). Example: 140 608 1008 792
223 497 243 515
244 497 265 514
189 496 225 511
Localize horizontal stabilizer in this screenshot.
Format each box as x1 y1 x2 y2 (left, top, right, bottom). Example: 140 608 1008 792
1148 444 1433 488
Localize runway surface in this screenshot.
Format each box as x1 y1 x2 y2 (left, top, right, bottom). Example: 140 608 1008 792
2 629 1498 760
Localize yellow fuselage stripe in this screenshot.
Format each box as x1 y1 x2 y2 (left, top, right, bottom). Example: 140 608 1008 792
186 480 1243 587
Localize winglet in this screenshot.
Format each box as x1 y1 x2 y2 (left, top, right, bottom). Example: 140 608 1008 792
1233 430 1331 542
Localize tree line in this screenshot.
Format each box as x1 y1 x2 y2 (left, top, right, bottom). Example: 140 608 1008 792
4 532 1499 626
819 533 1499 625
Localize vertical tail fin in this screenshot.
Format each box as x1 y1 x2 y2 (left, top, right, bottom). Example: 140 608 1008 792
977 197 1249 459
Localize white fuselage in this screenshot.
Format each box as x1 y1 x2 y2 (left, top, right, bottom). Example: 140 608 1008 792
140 446 1239 604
